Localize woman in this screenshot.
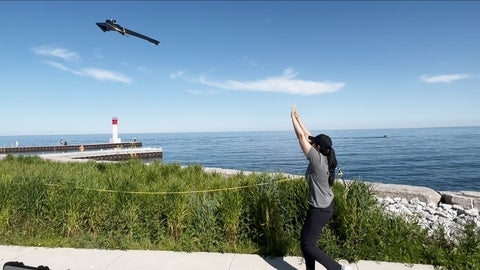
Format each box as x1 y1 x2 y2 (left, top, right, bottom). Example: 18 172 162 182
291 105 350 270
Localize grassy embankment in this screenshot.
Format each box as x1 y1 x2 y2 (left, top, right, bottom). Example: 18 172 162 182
0 155 479 269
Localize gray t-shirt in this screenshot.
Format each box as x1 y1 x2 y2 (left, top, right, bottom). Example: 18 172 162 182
305 147 334 208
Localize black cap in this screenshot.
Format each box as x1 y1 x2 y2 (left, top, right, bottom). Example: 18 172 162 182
308 134 332 149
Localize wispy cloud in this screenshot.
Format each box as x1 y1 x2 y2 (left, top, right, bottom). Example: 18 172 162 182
421 74 469 83
45 61 82 75
240 56 258 67
34 45 132 84
81 68 132 84
198 68 344 95
186 88 222 95
32 45 80 62
170 70 185 79
45 61 132 84
186 89 201 95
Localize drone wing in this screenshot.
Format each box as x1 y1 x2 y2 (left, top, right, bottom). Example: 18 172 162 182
124 28 160 45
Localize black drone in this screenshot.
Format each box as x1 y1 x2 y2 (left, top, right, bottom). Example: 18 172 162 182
96 19 160 45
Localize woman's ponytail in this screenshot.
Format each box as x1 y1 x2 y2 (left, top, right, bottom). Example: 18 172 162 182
318 146 337 186
312 134 337 187
327 148 337 187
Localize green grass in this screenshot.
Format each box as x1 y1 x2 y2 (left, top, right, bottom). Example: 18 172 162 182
0 155 479 269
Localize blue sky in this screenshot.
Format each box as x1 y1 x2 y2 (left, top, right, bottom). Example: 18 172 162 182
1 1 479 136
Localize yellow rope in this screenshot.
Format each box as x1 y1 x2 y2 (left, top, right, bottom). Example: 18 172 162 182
44 177 300 195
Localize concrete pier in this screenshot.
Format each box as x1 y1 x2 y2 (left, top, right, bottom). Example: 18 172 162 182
39 147 163 162
0 141 163 162
0 142 142 154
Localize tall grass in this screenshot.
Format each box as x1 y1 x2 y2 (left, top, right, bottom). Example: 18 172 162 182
0 155 479 269
330 181 433 263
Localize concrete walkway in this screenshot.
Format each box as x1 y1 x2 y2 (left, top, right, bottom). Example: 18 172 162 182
0 245 436 270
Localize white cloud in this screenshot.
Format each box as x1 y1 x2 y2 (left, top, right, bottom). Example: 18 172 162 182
240 56 258 67
35 45 132 84
32 45 80 62
421 74 469 83
81 68 132 84
199 68 344 95
136 66 149 73
45 61 82 76
170 70 185 79
186 89 203 95
186 88 222 95
45 61 132 84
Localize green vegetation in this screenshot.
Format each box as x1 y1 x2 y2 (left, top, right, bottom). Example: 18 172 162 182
0 155 479 269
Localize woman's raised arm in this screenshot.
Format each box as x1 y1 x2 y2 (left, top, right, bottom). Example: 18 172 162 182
291 104 312 157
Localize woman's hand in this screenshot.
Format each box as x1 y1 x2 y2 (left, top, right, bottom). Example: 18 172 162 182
291 104 299 118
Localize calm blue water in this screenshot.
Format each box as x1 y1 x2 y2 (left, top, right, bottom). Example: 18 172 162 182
1 127 479 192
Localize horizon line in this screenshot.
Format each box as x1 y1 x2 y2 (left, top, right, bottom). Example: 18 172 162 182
1 124 479 137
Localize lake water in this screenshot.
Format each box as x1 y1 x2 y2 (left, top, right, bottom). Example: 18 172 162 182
1 126 479 192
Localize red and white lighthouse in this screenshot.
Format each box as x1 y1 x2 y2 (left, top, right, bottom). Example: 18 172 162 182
109 117 121 143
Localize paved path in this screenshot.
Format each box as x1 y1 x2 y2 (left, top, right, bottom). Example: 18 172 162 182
0 245 435 270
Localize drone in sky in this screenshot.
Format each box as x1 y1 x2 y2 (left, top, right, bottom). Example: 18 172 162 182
96 19 160 45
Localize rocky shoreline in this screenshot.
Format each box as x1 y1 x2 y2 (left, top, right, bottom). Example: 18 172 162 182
371 182 480 240
377 196 479 240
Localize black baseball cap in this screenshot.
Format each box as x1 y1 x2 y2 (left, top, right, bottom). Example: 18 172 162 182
308 134 332 149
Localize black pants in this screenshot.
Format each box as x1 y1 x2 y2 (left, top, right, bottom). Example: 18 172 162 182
300 201 341 270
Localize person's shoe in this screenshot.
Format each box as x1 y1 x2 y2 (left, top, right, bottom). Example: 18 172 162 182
341 264 353 270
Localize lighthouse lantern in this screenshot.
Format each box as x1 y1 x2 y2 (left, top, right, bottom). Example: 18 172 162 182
109 117 121 143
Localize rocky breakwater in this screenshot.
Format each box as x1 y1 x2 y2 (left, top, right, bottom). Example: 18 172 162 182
372 182 480 240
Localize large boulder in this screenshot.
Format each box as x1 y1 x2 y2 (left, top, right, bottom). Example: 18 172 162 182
439 191 480 209
370 182 441 205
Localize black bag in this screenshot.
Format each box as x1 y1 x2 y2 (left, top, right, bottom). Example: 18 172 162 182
3 262 50 270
